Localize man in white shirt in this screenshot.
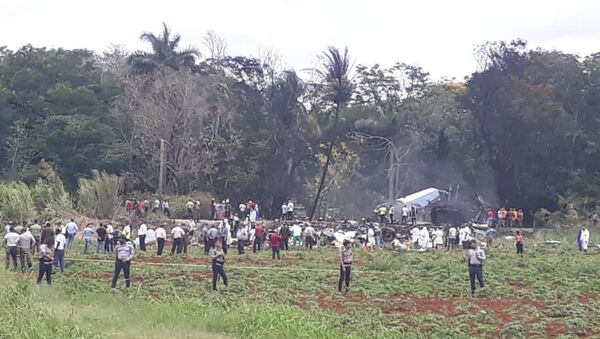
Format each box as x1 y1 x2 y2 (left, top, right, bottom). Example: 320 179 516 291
186 201 195 220
54 229 67 272
4 227 20 270
410 227 420 245
4 221 14 234
171 224 184 255
281 203 289 221
401 206 410 225
155 225 166 256
304 224 316 250
106 224 114 252
287 201 294 221
459 225 472 249
579 226 591 252
153 199 161 213
138 223 148 251
64 219 78 249
239 202 247 220
290 224 303 247
18 228 36 272
418 226 430 249
447 226 458 250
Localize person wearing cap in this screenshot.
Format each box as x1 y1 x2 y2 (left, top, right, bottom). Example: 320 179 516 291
338 240 353 294
111 237 134 288
171 224 185 255
210 240 228 291
4 226 20 270
18 227 36 272
467 240 486 297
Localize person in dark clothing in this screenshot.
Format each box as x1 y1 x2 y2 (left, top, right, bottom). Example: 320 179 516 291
338 240 353 294
111 237 134 288
279 223 290 251
40 222 54 248
210 199 218 220
467 240 486 297
96 224 107 254
210 240 228 291
36 239 54 286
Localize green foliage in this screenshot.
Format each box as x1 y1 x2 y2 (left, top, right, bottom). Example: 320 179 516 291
77 171 124 219
0 181 36 223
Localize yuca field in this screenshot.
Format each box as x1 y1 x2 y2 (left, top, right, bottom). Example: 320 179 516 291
2 231 599 339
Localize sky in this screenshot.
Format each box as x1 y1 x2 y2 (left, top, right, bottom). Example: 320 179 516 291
2 0 600 79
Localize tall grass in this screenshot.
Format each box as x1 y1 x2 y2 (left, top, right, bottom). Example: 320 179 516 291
77 171 124 219
0 181 36 223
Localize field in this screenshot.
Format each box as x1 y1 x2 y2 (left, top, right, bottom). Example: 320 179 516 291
1 231 599 339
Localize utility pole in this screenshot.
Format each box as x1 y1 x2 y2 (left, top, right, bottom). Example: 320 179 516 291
158 139 165 200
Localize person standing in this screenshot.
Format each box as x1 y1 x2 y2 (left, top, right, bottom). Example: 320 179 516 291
377 206 388 224
155 225 166 256
270 231 281 260
236 225 248 255
106 223 114 253
40 222 54 249
18 228 36 273
290 223 302 247
82 224 94 254
373 225 382 250
338 240 353 294
171 224 185 255
253 224 265 253
304 224 316 250
152 199 160 213
186 200 195 220
210 199 218 220
388 205 395 224
279 223 290 251
122 224 132 242
515 231 525 255
467 240 486 297
210 240 228 291
144 199 151 215
410 206 418 226
447 226 457 250
207 224 220 251
219 221 230 255
4 227 20 271
579 226 590 252
64 219 79 249
401 206 409 225
485 227 497 249
96 224 107 254
30 220 41 254
36 238 54 286
410 226 420 246
111 237 134 289
281 202 289 221
138 223 148 252
239 202 247 220
163 201 171 218
433 228 444 250
459 225 472 249
53 229 66 273
287 201 294 220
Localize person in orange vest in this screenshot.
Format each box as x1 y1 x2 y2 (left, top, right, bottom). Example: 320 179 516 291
517 209 524 227
485 208 494 227
511 208 519 227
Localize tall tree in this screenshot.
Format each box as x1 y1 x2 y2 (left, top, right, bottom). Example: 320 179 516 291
128 23 200 73
309 47 353 220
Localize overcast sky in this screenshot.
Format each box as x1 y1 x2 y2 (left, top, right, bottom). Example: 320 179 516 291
2 0 600 79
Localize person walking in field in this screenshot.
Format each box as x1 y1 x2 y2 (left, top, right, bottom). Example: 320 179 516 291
36 236 54 286
155 225 166 256
111 237 134 289
270 231 281 260
170 224 185 255
96 224 107 254
18 227 35 272
138 223 147 251
467 240 486 297
210 240 228 291
122 224 132 242
515 231 524 255
4 226 20 271
279 223 290 251
287 201 294 220
304 224 316 250
459 225 471 249
253 223 265 253
281 202 288 221
30 220 41 254
447 226 457 250
433 228 444 250
106 223 114 253
82 224 94 254
338 240 353 294
64 219 79 249
236 225 248 255
579 226 590 252
485 227 497 249
53 229 66 272
290 223 302 247
207 224 219 251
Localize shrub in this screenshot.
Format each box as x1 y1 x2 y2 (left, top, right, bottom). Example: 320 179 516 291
77 171 124 219
0 181 36 223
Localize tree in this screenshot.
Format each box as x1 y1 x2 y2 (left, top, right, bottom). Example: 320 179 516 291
112 68 240 194
129 23 200 74
309 47 353 220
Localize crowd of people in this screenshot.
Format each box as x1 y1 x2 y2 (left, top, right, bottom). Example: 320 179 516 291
2 208 595 296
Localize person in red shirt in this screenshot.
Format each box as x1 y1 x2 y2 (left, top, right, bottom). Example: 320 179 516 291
486 208 494 227
269 231 281 260
125 200 133 214
515 231 524 255
253 224 265 253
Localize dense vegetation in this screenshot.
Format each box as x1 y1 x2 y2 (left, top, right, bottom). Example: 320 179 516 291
3 231 599 338
2 27 600 220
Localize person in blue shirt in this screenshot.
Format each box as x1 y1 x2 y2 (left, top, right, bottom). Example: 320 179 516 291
82 224 95 254
64 219 79 249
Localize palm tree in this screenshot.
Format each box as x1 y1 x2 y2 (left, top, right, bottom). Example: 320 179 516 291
309 47 353 220
129 23 200 73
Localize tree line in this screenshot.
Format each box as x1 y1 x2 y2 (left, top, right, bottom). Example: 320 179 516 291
1 25 599 221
